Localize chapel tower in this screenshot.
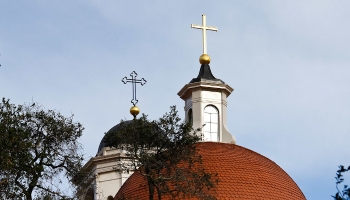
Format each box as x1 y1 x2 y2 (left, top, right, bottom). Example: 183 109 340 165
177 15 236 143
82 14 306 200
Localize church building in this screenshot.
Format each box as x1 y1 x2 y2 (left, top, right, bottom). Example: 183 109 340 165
79 15 306 200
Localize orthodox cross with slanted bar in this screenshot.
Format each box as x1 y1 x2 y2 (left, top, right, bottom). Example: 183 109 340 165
122 71 147 106
191 15 218 54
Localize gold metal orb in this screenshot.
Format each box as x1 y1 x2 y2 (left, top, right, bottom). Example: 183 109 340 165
130 106 140 118
199 54 211 64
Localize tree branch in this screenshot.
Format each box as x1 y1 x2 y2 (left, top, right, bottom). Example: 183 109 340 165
35 184 70 198
14 172 27 194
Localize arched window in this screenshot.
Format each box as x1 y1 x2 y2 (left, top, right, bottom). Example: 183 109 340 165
203 105 219 141
188 109 193 125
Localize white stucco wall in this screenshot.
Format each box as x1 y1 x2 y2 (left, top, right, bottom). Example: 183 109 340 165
181 81 236 144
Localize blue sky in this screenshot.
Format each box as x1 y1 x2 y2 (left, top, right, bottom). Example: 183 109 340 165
1 1 350 199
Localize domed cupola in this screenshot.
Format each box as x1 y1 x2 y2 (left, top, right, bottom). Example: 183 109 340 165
114 142 306 200
96 120 134 156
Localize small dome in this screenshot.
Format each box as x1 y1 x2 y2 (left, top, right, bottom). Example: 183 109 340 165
114 142 306 199
189 63 224 84
97 120 134 154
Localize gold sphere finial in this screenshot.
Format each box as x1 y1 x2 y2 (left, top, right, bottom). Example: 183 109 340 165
199 54 211 64
130 105 140 119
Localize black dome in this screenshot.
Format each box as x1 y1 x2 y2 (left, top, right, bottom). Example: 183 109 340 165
97 120 134 154
190 64 224 83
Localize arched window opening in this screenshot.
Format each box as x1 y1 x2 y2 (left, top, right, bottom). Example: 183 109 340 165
203 105 219 141
188 109 193 126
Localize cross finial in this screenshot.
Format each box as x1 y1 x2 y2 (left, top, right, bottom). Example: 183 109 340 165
122 71 147 118
122 71 147 106
191 15 218 55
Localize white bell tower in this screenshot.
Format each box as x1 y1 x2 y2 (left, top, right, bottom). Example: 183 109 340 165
178 14 236 144
177 65 236 144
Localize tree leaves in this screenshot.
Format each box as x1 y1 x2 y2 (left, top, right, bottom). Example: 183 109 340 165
108 106 218 200
0 98 84 200
333 165 350 200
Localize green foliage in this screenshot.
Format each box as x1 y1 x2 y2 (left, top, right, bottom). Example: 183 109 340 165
333 165 350 200
106 106 218 200
0 98 84 200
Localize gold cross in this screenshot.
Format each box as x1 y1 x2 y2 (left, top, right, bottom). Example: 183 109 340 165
191 15 218 54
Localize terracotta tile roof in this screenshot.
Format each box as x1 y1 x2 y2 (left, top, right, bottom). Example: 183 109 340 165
114 142 306 200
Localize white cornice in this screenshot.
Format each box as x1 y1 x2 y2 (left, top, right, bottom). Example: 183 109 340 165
178 80 233 100
81 153 127 173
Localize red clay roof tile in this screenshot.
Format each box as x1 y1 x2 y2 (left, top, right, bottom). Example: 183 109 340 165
114 142 306 200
